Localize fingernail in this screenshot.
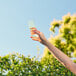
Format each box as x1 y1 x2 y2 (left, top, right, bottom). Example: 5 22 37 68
39 31 40 33
30 36 32 38
38 31 40 33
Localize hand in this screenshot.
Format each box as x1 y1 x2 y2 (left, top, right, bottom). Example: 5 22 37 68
30 27 47 45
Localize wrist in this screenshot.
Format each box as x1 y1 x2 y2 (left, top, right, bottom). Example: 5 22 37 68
43 39 49 46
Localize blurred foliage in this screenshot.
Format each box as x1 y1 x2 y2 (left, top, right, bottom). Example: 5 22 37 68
0 13 76 76
0 53 45 76
48 13 76 57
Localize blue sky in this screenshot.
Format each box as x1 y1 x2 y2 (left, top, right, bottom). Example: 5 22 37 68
0 0 76 57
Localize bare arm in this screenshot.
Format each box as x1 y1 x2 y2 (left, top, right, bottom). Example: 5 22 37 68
45 40 76 75
30 27 76 75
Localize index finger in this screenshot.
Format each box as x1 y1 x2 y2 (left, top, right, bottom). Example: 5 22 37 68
30 27 37 30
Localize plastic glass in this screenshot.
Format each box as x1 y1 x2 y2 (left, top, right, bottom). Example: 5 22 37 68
28 20 38 37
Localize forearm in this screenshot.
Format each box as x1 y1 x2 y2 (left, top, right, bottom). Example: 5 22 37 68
45 40 76 74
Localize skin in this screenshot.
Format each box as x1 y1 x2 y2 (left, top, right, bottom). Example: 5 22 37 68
30 27 76 75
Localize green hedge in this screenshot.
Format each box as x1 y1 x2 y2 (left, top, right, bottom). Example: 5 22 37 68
0 53 75 76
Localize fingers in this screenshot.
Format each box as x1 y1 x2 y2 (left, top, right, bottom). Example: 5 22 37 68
30 30 35 35
34 30 40 34
30 36 41 42
30 28 41 35
30 27 37 31
32 29 40 35
30 27 41 42
30 36 39 41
